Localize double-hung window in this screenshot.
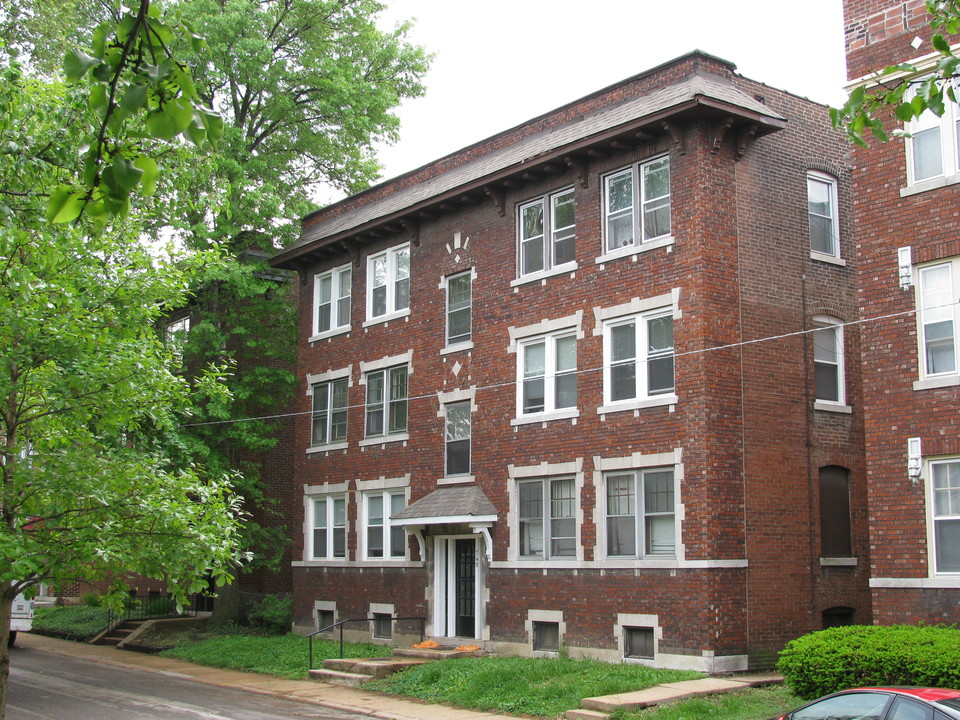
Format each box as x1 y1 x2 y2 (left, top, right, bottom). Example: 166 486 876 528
367 244 410 322
314 264 352 336
312 496 346 560
604 312 674 405
918 260 959 379
813 318 845 407
364 491 406 559
446 272 472 346
445 401 471 476
518 477 576 559
311 378 349 446
931 459 960 573
604 156 671 252
518 333 577 416
605 469 676 558
365 365 408 438
518 188 576 277
807 172 840 259
906 79 960 185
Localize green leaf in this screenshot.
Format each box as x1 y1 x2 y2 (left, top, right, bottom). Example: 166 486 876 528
895 102 916 122
89 84 108 113
45 185 86 223
64 50 100 82
92 22 110 58
186 117 207 146
145 97 195 140
120 84 148 113
932 33 951 53
201 110 224 144
134 156 160 196
190 33 208 52
103 156 144 196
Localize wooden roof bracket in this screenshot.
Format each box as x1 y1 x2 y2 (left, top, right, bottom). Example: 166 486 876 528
565 156 589 188
711 117 735 154
736 123 759 159
661 121 686 155
341 238 362 264
483 185 506 217
401 218 421 246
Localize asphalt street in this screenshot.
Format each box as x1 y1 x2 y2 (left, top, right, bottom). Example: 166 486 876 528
6 644 376 720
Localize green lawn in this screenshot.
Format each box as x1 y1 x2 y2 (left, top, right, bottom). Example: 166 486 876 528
612 684 800 720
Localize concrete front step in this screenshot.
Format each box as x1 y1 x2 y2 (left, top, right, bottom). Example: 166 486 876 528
564 709 612 720
324 657 428 680
578 675 782 715
309 668 373 687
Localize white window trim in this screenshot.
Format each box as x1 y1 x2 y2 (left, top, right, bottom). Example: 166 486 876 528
508 312 583 424
592 448 685 564
902 79 960 190
303 483 350 563
595 292 680 414
306 365 353 452
807 171 841 261
516 187 579 282
615 613 661 665
359 352 413 443
441 269 475 351
914 258 960 385
926 456 960 577
365 243 411 326
526 609 565 657
358 482 410 562
812 316 850 412
311 263 352 341
314 600 337 632
507 460 584 563
597 155 673 264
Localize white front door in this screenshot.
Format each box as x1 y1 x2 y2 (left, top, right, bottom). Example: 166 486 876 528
433 535 481 639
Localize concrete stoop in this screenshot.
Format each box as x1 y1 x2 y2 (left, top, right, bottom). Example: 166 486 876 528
91 619 148 647
311 656 430 687
564 674 783 720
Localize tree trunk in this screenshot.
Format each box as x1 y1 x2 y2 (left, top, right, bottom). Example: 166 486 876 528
0 587 13 720
207 578 240 626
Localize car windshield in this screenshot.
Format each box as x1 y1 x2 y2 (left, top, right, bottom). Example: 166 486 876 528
794 693 888 720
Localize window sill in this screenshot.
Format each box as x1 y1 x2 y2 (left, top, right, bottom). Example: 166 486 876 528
440 341 473 356
293 559 423 569
598 394 678 416
900 172 960 198
510 408 580 426
809 251 846 267
306 442 348 454
820 557 858 567
309 327 350 343
814 401 852 414
511 262 578 288
438 474 475 486
363 308 410 328
595 235 674 265
914 375 960 391
359 433 409 448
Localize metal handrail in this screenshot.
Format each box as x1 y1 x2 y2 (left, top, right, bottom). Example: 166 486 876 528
307 616 426 669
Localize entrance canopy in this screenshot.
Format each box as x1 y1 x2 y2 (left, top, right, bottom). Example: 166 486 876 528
391 485 497 526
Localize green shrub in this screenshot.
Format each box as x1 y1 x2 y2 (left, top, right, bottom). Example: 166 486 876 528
80 593 100 607
246 594 292 634
144 596 176 616
778 625 960 700
32 605 111 640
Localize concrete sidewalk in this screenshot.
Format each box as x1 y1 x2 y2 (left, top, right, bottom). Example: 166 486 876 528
15 632 781 720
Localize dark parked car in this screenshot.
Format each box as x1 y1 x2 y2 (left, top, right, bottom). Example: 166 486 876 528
772 688 960 720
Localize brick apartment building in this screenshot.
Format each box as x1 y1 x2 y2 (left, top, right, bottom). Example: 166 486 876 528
270 51 870 670
843 0 960 624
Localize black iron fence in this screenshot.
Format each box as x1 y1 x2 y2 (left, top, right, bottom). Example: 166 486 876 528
307 616 426 669
106 593 202 627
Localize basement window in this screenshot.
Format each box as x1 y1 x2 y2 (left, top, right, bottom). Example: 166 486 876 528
372 612 393 639
316 610 335 632
624 626 654 660
532 621 560 652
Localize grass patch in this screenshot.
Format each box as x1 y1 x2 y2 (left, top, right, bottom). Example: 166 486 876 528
365 656 702 718
159 631 384 680
31 605 111 640
612 684 800 720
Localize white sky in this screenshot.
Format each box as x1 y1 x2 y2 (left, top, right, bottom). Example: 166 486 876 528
370 0 849 183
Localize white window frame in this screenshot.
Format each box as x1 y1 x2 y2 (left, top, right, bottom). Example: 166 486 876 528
600 155 671 261
807 171 842 262
365 243 410 325
516 476 577 560
312 263 352 340
516 332 577 420
363 364 408 440
516 187 577 281
444 400 471 478
813 317 849 412
361 490 408 561
915 259 960 387
905 79 960 189
927 458 960 575
309 494 347 561
310 377 349 447
445 270 472 348
305 366 352 453
601 312 674 411
603 468 677 559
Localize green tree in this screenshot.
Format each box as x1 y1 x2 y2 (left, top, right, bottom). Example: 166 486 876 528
833 0 960 144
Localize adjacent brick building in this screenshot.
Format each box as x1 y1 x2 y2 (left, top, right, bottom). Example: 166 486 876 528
843 0 960 624
271 51 869 670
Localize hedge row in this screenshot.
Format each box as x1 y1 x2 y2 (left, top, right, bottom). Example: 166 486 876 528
777 625 960 700
31 606 111 641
